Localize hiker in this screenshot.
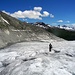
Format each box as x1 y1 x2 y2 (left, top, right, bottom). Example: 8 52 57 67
49 43 52 52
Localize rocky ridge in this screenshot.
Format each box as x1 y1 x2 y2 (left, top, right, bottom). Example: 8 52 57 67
0 11 63 48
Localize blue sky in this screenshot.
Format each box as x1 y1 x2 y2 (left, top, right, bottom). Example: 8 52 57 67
0 0 75 26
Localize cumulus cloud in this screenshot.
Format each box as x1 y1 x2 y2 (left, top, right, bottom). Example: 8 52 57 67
50 14 54 18
11 10 42 20
2 7 54 20
42 11 49 17
34 7 42 11
11 11 24 18
57 20 63 22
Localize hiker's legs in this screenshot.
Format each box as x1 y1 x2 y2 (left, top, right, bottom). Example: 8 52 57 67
49 48 51 52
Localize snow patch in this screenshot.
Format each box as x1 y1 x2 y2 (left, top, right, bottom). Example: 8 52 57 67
1 17 10 25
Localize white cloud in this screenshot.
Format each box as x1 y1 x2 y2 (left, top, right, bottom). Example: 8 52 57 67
11 10 42 20
57 20 63 23
50 14 54 18
66 21 70 23
34 7 42 11
11 11 24 18
42 11 49 17
2 10 10 15
2 7 54 20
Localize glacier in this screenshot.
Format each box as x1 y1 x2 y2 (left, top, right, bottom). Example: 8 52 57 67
0 40 75 75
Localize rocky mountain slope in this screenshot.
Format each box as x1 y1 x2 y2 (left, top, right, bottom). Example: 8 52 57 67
0 11 63 48
29 22 75 40
46 27 75 40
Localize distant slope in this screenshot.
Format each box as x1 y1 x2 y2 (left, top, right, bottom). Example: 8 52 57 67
30 22 75 41
46 27 75 40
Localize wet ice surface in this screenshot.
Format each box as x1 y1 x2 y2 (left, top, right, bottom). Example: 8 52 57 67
0 41 75 75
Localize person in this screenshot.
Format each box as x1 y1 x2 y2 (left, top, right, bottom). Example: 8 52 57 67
49 43 52 52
